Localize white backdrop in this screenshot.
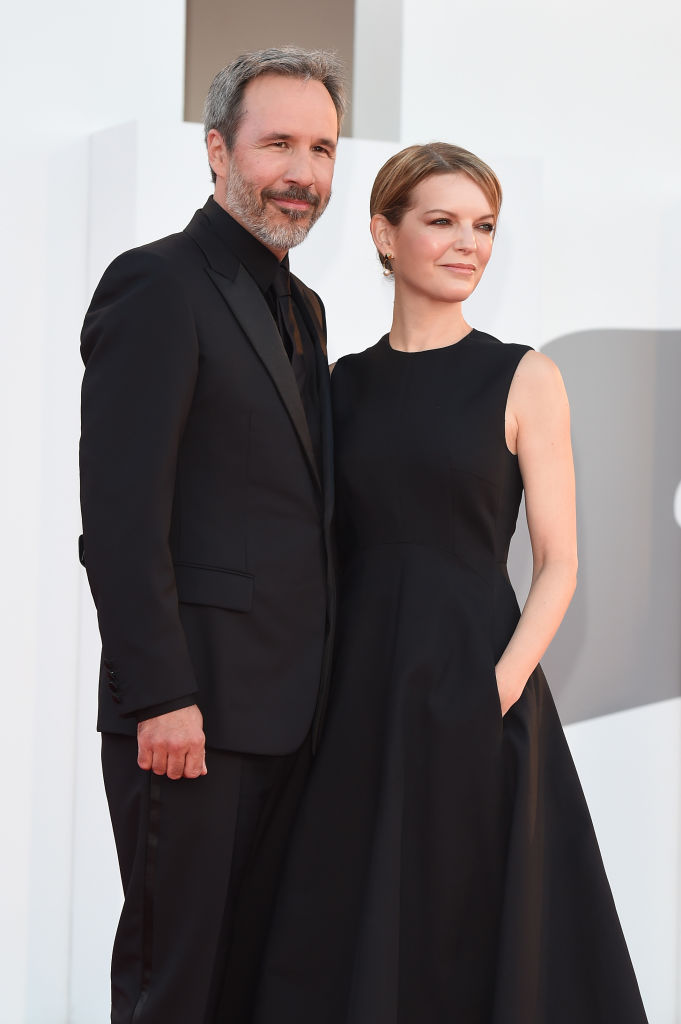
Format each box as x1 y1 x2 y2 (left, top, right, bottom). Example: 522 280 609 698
1 0 679 1020
0 3 186 1022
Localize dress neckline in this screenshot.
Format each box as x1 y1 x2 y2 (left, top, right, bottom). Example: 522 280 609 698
384 328 477 355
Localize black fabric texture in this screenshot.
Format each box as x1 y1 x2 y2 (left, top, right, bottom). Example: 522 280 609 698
255 331 649 1024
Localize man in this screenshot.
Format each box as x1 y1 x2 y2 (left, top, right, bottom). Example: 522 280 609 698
79 47 345 1023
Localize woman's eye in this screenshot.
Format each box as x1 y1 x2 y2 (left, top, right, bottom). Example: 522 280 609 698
430 218 451 226
478 223 495 234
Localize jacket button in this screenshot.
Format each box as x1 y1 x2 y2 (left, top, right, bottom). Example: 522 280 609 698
107 670 118 682
112 694 122 704
108 681 118 693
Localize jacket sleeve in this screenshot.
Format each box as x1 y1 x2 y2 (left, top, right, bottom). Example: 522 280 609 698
80 248 200 718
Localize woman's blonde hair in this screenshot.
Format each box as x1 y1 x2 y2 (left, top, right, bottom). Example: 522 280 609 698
370 142 502 271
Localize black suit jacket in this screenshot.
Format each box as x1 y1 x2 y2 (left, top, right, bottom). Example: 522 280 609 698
80 200 335 755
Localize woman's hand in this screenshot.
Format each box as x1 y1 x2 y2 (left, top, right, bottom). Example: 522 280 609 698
495 664 524 717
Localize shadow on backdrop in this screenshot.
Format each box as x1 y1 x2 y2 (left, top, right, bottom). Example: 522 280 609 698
507 329 681 725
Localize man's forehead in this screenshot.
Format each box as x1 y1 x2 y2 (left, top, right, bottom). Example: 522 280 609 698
241 74 336 121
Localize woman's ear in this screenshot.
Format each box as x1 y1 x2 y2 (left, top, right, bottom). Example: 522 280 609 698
370 214 395 258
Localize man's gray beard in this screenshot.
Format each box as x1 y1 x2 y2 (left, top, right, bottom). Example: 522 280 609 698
224 165 329 251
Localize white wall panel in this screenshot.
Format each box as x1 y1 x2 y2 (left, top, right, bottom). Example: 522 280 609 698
0 1 186 1020
565 699 681 1023
400 0 681 342
353 0 403 140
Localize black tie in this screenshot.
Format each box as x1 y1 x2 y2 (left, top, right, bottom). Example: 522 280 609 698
272 264 304 361
270 264 322 471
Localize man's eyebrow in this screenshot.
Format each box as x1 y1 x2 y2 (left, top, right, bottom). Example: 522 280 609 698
259 131 337 150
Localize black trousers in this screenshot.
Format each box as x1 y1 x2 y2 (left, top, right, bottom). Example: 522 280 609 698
102 732 311 1024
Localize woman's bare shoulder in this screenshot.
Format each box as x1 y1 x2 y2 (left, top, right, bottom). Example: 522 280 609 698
511 350 568 407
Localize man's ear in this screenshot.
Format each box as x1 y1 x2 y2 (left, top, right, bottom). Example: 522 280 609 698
206 129 229 182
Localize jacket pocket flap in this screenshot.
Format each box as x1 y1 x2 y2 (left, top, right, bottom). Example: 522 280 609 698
174 562 254 612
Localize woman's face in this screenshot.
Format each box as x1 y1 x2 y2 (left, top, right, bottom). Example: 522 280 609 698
377 173 496 304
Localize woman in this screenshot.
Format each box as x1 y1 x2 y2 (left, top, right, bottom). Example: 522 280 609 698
255 143 648 1023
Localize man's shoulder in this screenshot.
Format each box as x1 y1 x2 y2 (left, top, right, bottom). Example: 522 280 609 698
88 226 211 316
108 228 201 277
82 228 207 344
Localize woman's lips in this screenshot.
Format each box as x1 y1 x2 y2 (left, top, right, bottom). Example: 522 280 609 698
441 263 476 274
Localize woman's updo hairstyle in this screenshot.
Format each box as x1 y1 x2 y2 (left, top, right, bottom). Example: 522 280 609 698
370 142 502 273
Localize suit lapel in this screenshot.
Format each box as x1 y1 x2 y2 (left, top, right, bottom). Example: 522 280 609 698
185 206 323 491
206 264 321 490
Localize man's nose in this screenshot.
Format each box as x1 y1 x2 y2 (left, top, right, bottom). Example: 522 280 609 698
282 149 315 187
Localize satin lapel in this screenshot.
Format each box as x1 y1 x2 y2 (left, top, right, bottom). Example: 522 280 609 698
206 264 321 490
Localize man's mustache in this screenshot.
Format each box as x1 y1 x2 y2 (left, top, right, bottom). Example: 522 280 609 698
262 186 320 209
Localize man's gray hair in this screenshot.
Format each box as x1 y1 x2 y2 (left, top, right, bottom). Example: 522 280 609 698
203 47 347 181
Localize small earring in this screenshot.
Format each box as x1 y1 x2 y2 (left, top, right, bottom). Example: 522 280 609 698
383 252 394 277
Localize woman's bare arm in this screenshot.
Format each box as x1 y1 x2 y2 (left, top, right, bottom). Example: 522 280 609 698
496 351 578 714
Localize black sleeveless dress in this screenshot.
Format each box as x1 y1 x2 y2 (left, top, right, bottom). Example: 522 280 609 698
254 330 648 1024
